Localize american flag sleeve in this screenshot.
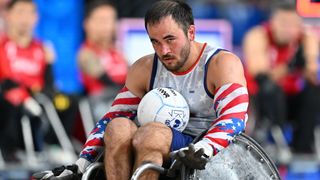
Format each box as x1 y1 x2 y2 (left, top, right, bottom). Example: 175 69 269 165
202 83 249 155
79 86 141 162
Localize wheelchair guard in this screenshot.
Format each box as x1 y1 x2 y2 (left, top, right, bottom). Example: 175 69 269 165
183 133 280 180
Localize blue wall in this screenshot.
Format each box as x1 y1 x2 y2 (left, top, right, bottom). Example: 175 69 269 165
35 0 84 94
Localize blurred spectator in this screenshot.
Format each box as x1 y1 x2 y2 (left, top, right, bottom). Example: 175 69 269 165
78 0 127 121
0 0 55 161
243 2 320 154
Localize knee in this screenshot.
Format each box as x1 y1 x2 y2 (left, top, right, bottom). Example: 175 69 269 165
104 117 137 146
132 122 172 154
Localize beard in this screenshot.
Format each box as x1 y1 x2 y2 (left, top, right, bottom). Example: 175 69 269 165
160 42 191 72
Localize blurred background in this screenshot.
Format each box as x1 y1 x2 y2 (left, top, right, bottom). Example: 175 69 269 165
0 0 319 179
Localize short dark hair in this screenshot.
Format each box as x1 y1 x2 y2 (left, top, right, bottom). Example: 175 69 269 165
7 0 34 10
271 1 297 16
85 0 116 19
144 0 194 35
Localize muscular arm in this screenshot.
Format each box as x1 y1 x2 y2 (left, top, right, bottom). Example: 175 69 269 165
201 51 249 155
209 51 247 89
125 54 154 97
79 55 153 162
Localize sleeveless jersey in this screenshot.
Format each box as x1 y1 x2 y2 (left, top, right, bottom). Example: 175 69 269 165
150 43 223 136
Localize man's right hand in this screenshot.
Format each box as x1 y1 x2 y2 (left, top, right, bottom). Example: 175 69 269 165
32 164 81 180
32 158 90 180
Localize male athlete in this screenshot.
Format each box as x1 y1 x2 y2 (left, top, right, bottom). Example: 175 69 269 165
37 0 249 179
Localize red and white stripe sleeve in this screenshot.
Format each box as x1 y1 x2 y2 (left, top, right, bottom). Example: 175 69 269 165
79 86 141 162
202 83 249 155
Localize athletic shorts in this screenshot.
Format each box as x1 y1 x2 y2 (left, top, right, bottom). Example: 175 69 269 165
170 128 194 152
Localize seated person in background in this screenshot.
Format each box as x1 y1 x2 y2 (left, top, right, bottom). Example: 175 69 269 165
0 0 55 161
78 0 127 121
38 0 249 179
243 2 319 153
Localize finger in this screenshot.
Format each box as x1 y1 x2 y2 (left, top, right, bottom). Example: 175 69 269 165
188 143 195 153
191 160 205 170
202 156 209 163
194 148 205 158
198 164 206 170
199 158 209 169
178 150 186 158
52 166 66 176
56 169 73 178
169 151 178 159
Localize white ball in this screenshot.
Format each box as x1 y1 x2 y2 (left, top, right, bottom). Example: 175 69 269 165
137 87 189 132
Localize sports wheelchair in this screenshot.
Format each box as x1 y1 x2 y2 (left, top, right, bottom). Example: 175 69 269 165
80 133 280 180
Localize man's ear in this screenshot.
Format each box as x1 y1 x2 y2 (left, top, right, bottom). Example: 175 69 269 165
188 25 195 41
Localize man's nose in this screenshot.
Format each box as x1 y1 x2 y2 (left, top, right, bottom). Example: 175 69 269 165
160 44 171 55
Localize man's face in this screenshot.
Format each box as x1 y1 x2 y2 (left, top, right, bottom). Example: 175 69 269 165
147 16 193 72
271 10 303 45
6 2 37 36
85 5 117 43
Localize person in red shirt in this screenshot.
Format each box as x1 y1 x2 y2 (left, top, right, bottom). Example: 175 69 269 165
0 0 55 161
78 0 127 121
243 2 319 154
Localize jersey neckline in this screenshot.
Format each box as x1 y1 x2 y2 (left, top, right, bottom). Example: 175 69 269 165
172 43 207 76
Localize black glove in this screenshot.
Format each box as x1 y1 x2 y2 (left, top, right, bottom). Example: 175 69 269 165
170 143 209 170
166 159 183 177
32 164 81 180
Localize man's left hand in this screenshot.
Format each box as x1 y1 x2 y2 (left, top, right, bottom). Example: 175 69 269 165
170 141 213 170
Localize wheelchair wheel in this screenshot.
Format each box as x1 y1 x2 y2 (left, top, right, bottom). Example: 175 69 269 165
183 133 280 180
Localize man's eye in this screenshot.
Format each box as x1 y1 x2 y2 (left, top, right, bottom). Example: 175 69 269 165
167 38 174 42
151 40 159 45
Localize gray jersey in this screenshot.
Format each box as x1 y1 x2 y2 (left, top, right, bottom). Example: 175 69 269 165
150 43 223 136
